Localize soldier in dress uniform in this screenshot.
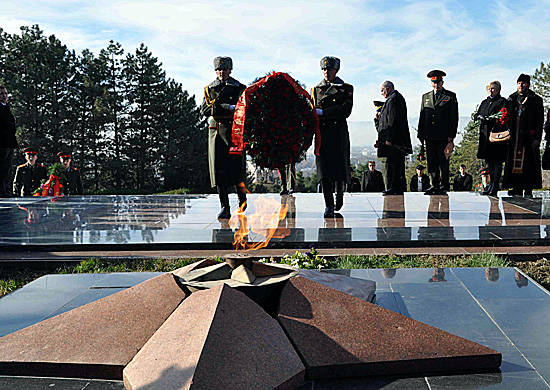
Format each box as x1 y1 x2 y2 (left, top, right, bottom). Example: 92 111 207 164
312 56 353 217
417 70 458 195
57 151 83 195
200 56 247 219
12 147 48 196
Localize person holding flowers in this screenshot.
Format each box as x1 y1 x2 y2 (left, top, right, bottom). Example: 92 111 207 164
473 81 508 196
311 56 353 217
200 56 247 219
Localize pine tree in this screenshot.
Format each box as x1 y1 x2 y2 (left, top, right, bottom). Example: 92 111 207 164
533 61 550 109
449 110 484 188
123 44 167 191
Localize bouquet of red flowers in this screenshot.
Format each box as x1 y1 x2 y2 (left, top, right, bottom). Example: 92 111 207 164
33 163 65 197
230 72 320 169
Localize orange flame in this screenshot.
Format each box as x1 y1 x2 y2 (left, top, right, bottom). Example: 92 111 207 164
229 195 290 251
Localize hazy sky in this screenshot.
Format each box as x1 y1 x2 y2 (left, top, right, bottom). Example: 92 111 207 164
1 0 549 125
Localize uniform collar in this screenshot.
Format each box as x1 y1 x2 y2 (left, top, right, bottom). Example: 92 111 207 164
317 76 345 87
210 76 240 88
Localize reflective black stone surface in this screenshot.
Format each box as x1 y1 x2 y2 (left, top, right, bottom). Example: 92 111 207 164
1 267 549 388
1 192 550 250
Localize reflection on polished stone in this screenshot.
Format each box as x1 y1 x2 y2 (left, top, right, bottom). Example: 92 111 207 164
1 192 550 248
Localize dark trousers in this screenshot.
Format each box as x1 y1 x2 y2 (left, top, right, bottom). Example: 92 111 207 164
426 140 449 190
487 159 503 193
385 150 406 192
0 148 13 196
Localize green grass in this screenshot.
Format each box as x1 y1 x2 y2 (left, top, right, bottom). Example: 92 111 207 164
1 253 548 298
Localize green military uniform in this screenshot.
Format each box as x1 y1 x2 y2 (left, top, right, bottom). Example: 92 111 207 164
200 76 246 188
200 56 247 219
417 70 458 193
311 56 353 217
13 162 47 196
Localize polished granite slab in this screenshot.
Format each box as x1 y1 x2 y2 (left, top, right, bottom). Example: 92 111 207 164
1 267 549 389
1 192 550 251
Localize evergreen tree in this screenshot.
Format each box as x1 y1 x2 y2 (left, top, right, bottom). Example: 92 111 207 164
160 79 209 191
98 41 126 189
449 110 484 188
123 44 167 191
533 61 550 109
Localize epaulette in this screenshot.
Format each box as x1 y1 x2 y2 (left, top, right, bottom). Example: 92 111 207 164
208 79 221 88
17 163 26 168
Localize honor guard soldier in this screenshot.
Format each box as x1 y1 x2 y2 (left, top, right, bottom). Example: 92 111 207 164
57 151 83 195
312 56 353 217
417 70 458 194
200 56 247 219
13 147 48 196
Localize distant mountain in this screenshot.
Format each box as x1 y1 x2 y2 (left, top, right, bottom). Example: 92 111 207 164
348 117 471 147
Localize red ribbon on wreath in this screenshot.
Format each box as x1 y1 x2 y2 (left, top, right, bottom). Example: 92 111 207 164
229 71 321 157
34 174 63 197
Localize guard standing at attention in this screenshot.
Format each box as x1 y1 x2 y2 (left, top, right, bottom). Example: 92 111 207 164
200 56 247 219
312 56 353 217
13 147 48 196
57 151 83 195
417 70 458 195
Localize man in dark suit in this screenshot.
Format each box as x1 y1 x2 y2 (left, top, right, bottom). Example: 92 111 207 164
453 164 473 191
0 86 18 197
361 160 385 192
418 70 458 195
377 81 412 195
410 164 430 192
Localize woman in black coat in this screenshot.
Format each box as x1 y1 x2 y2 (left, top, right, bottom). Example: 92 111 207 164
474 81 508 196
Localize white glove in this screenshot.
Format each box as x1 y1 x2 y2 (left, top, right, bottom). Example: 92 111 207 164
316 108 323 116
229 104 236 110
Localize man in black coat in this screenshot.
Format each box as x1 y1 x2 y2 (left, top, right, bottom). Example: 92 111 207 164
503 74 544 197
13 147 48 196
410 165 430 192
361 160 385 192
58 151 83 195
377 81 412 195
417 70 458 195
453 164 473 191
0 86 18 197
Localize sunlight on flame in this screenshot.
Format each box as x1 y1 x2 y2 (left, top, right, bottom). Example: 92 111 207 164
229 195 290 251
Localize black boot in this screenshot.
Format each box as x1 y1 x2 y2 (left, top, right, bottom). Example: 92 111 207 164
217 186 230 219
237 190 247 212
323 191 335 217
335 181 345 211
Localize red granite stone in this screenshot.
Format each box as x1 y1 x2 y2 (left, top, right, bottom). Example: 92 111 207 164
172 258 221 278
278 276 502 379
123 283 305 390
0 273 187 380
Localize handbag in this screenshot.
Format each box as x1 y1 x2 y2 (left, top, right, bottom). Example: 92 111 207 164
489 130 510 142
543 146 550 170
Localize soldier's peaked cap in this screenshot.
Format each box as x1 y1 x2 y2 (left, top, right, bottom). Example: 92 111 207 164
213 56 232 70
22 146 38 154
427 70 446 81
480 167 489 175
57 151 72 158
320 56 340 70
